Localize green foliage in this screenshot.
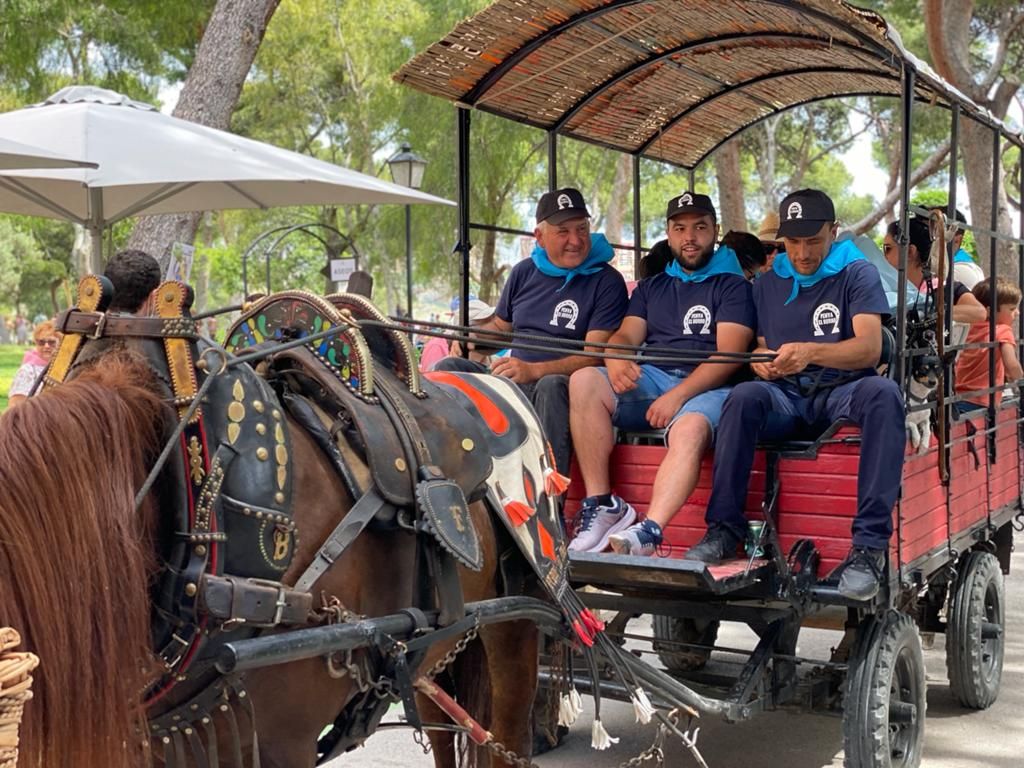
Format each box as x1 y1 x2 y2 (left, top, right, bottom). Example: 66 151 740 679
0 344 28 412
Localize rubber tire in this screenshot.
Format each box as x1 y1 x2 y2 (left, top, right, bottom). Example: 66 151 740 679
842 610 926 768
946 550 1005 709
652 615 720 673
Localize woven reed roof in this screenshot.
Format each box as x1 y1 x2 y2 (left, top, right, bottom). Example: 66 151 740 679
395 0 1022 169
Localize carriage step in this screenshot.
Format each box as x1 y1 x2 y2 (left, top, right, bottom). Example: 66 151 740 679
568 551 775 595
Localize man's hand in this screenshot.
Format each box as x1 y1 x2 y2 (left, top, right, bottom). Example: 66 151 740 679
490 356 537 383
772 342 816 376
751 348 783 380
607 358 641 393
646 388 686 429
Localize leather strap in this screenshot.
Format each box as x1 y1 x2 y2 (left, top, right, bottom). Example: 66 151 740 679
56 308 198 339
200 574 312 627
292 488 390 593
45 275 108 387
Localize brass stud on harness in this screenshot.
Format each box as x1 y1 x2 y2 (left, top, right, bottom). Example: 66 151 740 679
394 458 407 472
256 447 269 461
275 492 285 504
194 545 207 556
256 423 267 435
184 582 197 597
253 400 265 413
461 438 475 452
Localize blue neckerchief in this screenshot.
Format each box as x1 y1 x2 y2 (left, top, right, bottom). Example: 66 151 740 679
665 244 745 283
953 248 974 264
531 233 614 290
772 238 867 305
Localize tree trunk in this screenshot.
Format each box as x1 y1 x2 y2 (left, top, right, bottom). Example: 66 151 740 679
604 154 632 245
478 228 499 305
959 119 1015 279
127 0 282 268
714 139 747 233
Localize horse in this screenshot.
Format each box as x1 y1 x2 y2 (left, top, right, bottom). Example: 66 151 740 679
0 351 545 768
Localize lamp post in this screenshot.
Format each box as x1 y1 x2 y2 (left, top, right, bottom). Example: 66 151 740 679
387 143 427 317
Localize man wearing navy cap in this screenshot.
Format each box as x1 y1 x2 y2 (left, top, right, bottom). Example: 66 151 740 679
434 187 628 477
567 192 755 555
691 188 905 601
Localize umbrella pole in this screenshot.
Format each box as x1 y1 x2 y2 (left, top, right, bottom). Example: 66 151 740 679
88 188 104 274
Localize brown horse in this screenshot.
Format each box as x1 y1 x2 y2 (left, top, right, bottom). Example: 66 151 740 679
0 354 540 768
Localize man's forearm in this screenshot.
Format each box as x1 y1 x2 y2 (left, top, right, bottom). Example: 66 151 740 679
527 354 603 379
808 337 880 370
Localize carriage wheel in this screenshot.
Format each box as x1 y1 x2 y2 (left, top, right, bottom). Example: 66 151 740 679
946 550 1005 709
652 615 719 673
842 610 925 768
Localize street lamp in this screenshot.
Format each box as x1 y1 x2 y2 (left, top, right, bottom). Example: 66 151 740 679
387 142 427 317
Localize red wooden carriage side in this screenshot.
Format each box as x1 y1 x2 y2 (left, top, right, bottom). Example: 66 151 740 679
564 403 1022 578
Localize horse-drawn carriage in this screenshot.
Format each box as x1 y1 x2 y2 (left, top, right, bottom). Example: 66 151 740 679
394 1 1024 767
2 3 1023 768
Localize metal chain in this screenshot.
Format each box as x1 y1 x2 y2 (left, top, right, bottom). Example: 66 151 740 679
320 594 396 699
422 614 481 681
484 739 541 768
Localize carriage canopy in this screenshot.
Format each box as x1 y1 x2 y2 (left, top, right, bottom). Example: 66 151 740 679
395 0 1023 168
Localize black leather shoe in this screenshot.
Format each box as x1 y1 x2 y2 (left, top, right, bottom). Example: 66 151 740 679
837 548 886 601
683 525 742 565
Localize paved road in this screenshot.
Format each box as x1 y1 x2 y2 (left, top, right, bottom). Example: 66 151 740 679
329 549 1024 768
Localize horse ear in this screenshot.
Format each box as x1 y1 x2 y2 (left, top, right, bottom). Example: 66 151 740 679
346 270 373 298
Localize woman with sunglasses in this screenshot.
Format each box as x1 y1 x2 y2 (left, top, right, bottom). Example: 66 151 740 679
757 210 784 271
7 319 61 407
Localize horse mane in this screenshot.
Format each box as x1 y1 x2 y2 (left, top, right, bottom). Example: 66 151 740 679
0 355 169 768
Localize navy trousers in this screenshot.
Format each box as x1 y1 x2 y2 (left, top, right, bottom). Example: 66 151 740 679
704 376 905 550
432 357 572 476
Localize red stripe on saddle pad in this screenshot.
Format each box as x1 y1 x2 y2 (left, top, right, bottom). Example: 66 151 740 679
425 371 510 435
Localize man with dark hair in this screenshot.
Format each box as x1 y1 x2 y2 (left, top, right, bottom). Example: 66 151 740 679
567 193 755 555
692 189 905 601
434 187 629 476
722 230 767 281
104 249 161 314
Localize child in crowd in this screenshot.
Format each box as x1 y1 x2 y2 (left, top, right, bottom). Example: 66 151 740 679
955 277 1023 415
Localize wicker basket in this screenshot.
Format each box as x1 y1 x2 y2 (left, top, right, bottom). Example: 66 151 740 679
0 628 38 768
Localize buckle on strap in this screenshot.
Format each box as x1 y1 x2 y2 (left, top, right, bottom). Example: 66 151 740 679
91 311 108 339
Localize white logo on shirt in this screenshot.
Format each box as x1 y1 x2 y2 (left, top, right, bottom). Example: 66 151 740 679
812 302 841 336
787 201 803 220
556 193 572 210
682 305 712 335
678 193 693 207
550 299 579 330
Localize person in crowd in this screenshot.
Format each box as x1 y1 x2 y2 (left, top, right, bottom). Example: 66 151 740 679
757 210 783 272
566 192 755 555
419 299 500 372
722 230 767 281
954 278 1023 415
7 319 60 407
691 189 904 602
882 217 985 325
434 187 629 476
930 206 984 289
104 249 162 315
638 239 673 278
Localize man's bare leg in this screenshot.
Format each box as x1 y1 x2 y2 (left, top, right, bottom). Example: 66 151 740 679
644 414 712 529
568 367 617 494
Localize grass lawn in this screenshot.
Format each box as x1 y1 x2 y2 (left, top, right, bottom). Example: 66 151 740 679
0 344 30 412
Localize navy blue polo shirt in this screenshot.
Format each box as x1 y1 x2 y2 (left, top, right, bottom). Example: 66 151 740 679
628 272 755 375
496 260 628 362
754 259 888 385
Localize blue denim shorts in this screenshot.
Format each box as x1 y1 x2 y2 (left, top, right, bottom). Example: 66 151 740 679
597 364 731 435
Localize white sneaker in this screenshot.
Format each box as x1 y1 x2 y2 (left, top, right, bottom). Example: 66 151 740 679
568 496 637 553
608 519 664 557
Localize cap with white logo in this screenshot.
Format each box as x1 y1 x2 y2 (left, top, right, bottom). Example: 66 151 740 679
776 189 836 238
536 187 591 225
666 191 716 221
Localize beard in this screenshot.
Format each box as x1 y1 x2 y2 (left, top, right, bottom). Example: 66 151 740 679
671 240 715 272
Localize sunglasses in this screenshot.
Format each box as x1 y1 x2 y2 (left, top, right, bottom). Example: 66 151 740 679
762 241 786 255
36 338 58 348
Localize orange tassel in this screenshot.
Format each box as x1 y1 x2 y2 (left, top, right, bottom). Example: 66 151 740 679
580 609 605 634
503 499 535 527
543 466 571 496
572 620 595 647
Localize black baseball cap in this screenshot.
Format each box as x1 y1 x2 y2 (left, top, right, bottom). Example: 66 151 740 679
777 189 836 238
536 187 591 225
666 191 716 221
